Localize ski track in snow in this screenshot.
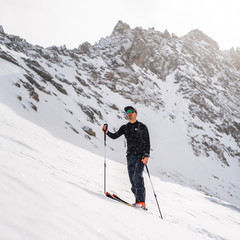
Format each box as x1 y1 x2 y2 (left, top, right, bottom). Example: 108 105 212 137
1 102 240 240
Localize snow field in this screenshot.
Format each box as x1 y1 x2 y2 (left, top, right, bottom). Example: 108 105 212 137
1 103 240 240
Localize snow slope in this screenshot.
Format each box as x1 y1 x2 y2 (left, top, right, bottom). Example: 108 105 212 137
1 102 240 240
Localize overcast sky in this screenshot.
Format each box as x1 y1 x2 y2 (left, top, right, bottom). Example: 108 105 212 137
0 0 240 50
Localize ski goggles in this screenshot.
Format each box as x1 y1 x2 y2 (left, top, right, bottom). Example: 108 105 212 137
126 109 135 114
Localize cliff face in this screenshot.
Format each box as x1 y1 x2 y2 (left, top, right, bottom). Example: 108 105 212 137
0 21 239 205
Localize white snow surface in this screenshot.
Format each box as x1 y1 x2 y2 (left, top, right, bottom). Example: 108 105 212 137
1 102 240 240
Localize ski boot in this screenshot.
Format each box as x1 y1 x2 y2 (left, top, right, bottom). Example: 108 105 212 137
132 202 148 210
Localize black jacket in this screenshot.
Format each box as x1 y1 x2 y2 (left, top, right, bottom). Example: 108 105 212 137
107 121 150 157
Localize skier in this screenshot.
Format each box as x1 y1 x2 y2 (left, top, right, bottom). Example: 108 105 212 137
102 106 150 209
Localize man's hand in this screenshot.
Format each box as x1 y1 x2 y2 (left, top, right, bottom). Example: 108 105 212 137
102 124 108 134
142 157 149 165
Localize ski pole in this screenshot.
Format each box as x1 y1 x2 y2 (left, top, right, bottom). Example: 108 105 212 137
103 124 108 194
145 165 163 219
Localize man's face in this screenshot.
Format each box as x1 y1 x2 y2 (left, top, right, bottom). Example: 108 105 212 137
126 110 137 121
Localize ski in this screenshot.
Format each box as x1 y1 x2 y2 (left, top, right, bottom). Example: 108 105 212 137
106 192 148 211
106 192 132 207
106 192 116 200
112 194 132 206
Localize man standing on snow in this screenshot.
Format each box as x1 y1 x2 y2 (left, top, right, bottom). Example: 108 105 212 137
102 106 150 209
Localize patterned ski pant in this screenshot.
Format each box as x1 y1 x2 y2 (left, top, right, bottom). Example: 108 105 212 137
127 155 145 203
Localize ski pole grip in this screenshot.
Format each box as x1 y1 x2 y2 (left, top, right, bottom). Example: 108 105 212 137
103 124 108 132
104 124 108 141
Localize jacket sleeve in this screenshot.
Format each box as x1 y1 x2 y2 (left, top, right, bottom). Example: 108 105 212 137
107 125 125 139
142 125 150 157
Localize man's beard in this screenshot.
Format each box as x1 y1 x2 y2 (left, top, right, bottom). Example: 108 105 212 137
128 114 133 120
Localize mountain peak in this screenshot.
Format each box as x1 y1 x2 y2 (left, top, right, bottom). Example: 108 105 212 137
112 20 130 35
184 29 219 49
0 25 4 33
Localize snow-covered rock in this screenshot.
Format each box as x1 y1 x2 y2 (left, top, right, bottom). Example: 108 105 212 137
0 25 4 33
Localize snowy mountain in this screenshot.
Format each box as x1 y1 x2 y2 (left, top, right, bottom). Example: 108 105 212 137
0 20 239 210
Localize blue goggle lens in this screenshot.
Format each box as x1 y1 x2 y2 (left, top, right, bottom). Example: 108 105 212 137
126 109 134 114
